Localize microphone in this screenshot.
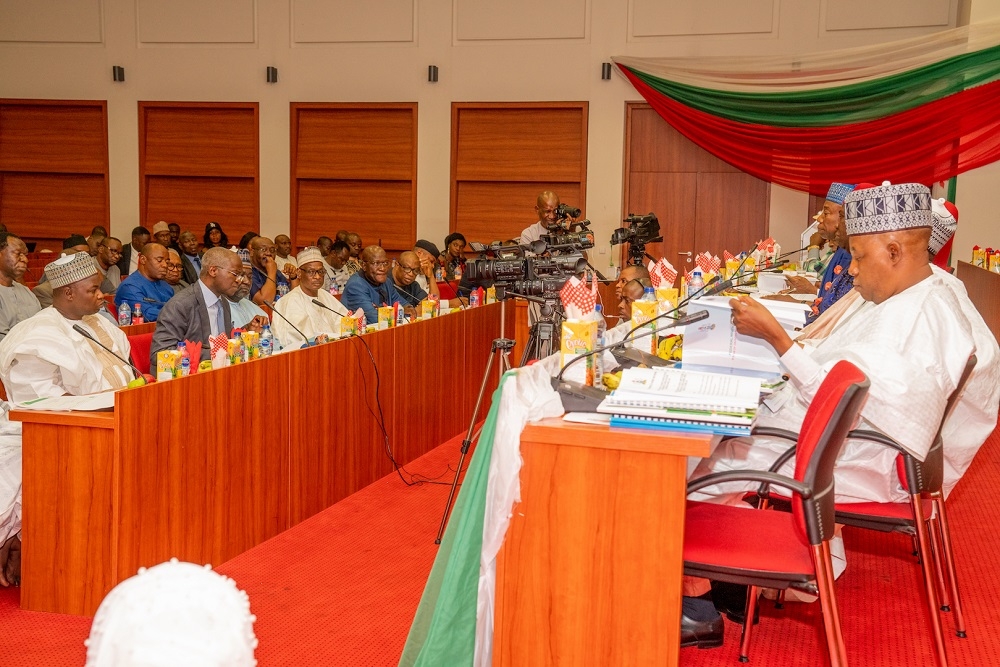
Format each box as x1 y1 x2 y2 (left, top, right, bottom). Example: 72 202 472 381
142 297 166 305
774 246 811 262
698 259 791 298
555 310 709 384
72 323 141 379
262 300 311 348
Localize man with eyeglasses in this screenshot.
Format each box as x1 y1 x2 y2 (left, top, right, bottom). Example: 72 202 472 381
150 247 242 366
227 250 269 331
248 236 294 307
272 247 349 347
95 236 123 294
389 251 436 307
165 249 190 294
341 245 408 324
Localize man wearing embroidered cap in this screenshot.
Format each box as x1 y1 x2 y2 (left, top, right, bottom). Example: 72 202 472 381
0 252 134 586
272 247 349 347
692 182 997 508
805 182 857 323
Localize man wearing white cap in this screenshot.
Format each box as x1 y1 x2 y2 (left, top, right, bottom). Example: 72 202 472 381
272 247 349 347
0 252 134 586
692 182 993 506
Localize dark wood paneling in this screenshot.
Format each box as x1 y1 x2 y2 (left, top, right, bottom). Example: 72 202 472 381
294 105 415 180
453 107 586 181
455 181 583 244
451 102 588 235
296 179 414 251
0 102 108 174
139 102 259 232
144 175 259 234
622 103 769 268
140 104 257 177
0 172 108 238
0 99 109 242
290 103 417 253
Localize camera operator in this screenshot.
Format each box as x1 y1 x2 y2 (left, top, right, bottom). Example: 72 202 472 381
518 191 576 246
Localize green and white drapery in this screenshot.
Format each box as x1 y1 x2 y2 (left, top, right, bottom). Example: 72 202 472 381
613 19 1000 194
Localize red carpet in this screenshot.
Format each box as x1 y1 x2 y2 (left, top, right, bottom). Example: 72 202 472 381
1 422 1000 665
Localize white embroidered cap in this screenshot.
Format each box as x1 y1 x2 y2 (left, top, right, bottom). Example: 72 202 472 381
296 246 324 268
46 252 98 288
929 198 959 257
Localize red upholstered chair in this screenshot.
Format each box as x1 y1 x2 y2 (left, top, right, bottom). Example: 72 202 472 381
684 360 869 666
127 332 153 376
755 355 977 667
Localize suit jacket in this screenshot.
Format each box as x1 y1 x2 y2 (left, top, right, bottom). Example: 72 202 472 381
117 243 136 277
150 282 232 369
180 254 199 285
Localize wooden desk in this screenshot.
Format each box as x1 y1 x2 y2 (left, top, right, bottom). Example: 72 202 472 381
12 303 503 615
493 419 713 667
957 261 1000 342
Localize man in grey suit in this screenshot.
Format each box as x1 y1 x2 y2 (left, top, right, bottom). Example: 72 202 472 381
150 247 243 368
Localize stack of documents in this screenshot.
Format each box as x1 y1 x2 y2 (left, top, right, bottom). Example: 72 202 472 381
597 366 761 436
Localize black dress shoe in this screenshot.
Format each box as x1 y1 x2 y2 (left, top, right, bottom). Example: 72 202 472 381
680 611 724 649
710 581 759 625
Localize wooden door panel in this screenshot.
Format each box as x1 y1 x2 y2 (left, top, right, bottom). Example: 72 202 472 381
624 172 696 268
695 172 770 256
455 180 582 244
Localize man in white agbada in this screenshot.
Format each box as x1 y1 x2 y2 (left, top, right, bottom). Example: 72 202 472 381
272 247 349 347
0 252 133 586
691 182 994 506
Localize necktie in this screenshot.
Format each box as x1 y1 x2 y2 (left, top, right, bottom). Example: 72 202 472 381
215 301 225 337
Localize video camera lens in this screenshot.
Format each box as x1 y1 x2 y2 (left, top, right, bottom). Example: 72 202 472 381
555 203 582 219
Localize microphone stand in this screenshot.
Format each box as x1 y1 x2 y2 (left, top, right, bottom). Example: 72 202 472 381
72 323 142 379
434 336 515 544
263 299 312 348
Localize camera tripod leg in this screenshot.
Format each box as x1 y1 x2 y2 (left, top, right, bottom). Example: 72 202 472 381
434 338 513 544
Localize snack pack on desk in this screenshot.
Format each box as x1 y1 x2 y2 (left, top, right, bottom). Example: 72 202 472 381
558 274 599 387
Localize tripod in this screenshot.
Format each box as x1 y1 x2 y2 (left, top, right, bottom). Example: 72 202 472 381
434 337 514 544
519 298 563 366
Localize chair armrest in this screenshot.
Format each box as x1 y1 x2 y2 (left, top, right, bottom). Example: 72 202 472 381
751 426 799 441
845 428 908 455
687 470 812 499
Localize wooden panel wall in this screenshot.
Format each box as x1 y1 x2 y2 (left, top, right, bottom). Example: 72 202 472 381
451 102 588 244
290 103 417 253
622 103 769 269
139 102 259 237
0 99 109 250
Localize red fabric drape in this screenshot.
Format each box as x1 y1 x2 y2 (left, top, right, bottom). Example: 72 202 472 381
621 65 1000 194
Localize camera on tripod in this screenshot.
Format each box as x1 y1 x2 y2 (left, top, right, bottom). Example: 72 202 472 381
611 212 663 265
464 241 587 301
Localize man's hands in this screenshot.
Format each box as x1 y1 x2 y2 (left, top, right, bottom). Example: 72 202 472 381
729 296 794 356
785 275 818 295
418 254 435 278
245 315 268 334
281 262 298 281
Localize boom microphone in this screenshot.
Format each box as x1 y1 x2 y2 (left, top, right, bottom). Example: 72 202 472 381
72 323 141 379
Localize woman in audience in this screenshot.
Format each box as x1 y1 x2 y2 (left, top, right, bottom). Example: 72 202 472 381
439 232 467 280
203 222 229 251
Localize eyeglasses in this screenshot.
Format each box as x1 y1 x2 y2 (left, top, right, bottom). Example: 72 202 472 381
398 265 420 275
222 268 248 282
300 268 326 277
367 260 390 269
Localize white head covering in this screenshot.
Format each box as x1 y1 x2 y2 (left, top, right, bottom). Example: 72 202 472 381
47 252 98 288
929 198 959 257
844 181 932 236
84 559 258 667
296 246 324 268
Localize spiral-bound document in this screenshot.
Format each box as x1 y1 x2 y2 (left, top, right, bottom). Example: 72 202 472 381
598 366 761 414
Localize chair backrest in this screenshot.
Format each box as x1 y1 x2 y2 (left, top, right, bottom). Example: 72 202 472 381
898 354 978 494
793 360 870 545
128 332 154 376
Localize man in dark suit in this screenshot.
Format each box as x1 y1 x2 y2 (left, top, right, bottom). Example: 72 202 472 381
150 247 242 368
116 226 151 278
178 231 202 284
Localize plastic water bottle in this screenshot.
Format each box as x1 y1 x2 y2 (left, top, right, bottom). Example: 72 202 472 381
118 302 132 326
594 304 607 381
642 286 656 302
454 263 463 281
177 341 190 377
132 303 144 325
689 269 705 299
434 265 443 281
260 325 273 357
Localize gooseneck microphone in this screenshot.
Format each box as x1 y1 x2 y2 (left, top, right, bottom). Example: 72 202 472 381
262 300 311 348
554 309 710 384
72 323 141 379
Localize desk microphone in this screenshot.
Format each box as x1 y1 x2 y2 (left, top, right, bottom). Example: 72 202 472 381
698 259 790 298
262 300 311 348
142 297 167 305
72 323 141 379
